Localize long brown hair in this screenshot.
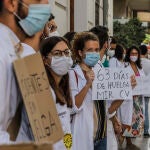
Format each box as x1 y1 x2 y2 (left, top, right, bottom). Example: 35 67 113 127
40 36 72 108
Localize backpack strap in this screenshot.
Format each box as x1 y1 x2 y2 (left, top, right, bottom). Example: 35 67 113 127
70 70 78 123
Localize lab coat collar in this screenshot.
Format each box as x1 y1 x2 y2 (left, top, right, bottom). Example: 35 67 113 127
73 64 86 80
0 23 20 56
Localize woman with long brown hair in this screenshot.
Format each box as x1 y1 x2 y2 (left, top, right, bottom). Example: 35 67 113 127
40 36 73 150
123 45 145 149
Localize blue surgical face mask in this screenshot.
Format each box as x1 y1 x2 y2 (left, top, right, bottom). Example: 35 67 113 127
84 52 100 67
14 3 51 36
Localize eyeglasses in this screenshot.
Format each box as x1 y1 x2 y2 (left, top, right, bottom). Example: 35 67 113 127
48 49 72 58
130 52 138 55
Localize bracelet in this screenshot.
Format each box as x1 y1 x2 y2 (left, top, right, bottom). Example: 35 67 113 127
107 111 116 119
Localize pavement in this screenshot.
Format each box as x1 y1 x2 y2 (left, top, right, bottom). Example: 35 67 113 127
119 137 150 150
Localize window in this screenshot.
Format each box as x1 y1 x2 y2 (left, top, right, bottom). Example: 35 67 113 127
95 0 100 25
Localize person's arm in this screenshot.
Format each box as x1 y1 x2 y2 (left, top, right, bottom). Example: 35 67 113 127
108 100 123 114
69 69 94 108
75 82 91 108
74 70 94 108
110 115 122 134
107 100 123 134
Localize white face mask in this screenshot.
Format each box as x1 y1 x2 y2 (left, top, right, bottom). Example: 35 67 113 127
130 56 138 62
50 56 73 76
49 31 60 37
107 50 115 57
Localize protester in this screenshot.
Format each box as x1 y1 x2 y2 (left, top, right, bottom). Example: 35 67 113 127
109 44 126 67
124 45 145 150
139 45 150 137
108 44 135 149
90 26 108 150
69 32 99 150
107 44 125 149
90 26 109 67
40 36 74 150
0 0 50 143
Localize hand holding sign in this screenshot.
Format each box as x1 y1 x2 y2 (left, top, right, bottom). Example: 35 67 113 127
85 70 95 86
80 63 95 86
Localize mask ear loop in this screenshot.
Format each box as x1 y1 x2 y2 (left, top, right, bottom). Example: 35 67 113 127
18 0 29 8
13 0 29 20
44 56 51 68
13 12 22 20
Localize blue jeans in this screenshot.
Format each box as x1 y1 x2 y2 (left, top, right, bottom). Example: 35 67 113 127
94 137 107 150
144 97 150 134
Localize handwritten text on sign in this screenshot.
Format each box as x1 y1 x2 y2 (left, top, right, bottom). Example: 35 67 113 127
13 53 63 142
92 67 132 100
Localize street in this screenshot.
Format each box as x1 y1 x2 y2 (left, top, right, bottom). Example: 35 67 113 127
120 137 150 150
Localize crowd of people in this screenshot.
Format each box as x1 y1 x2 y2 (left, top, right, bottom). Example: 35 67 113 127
0 1 150 150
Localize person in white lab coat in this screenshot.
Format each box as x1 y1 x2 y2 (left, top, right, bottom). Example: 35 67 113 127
0 0 50 144
69 32 100 150
139 45 150 137
40 36 74 150
124 46 145 150
107 44 135 150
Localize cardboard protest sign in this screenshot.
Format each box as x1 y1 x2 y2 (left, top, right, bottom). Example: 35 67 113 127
13 53 63 143
0 142 53 150
92 67 132 100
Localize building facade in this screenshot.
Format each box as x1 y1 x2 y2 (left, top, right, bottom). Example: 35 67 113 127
114 0 150 33
49 0 113 36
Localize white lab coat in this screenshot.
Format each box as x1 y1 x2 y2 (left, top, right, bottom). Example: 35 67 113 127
49 88 72 150
107 120 118 150
69 65 94 150
109 57 124 68
0 23 35 144
141 58 150 76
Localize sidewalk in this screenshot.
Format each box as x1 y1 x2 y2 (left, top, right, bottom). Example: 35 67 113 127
119 137 150 150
